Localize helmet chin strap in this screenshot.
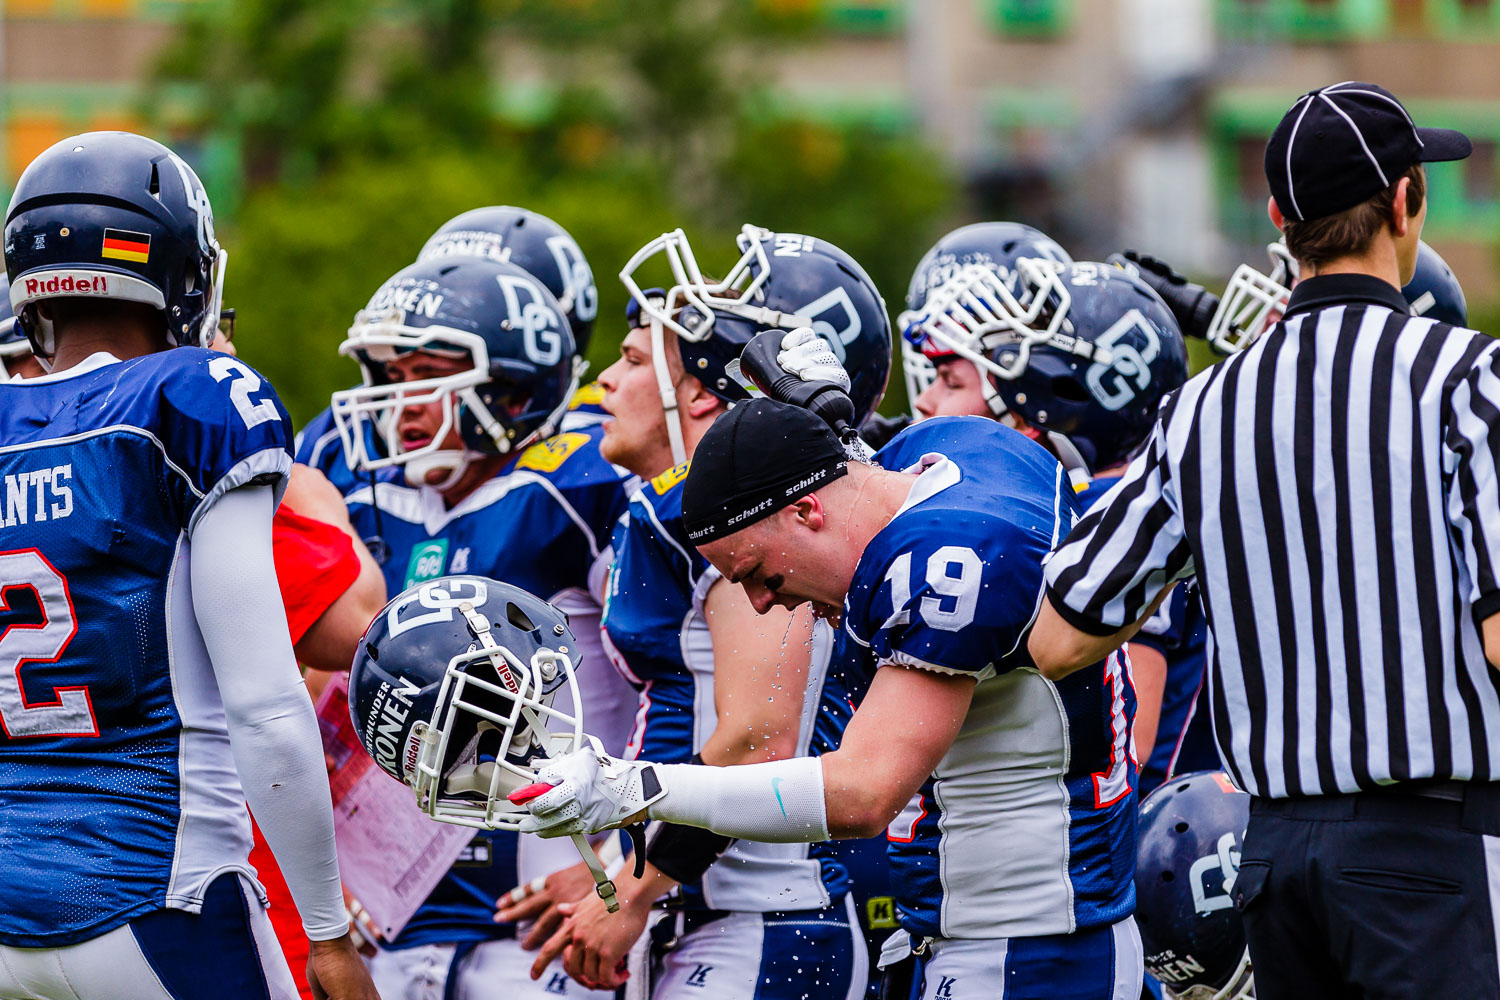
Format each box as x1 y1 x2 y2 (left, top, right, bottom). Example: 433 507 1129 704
404 449 478 491
978 374 1009 419
650 318 689 467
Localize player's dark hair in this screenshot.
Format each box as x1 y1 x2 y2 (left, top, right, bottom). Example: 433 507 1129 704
1283 164 1425 268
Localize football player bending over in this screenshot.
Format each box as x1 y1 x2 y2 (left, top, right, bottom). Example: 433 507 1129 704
0 132 374 999
515 393 1145 1000
518 226 893 999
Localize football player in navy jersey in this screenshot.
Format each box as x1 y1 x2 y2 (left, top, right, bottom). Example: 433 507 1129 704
517 226 892 999
328 252 637 999
0 132 374 999
297 205 605 496
903 258 1217 796
513 397 1145 1000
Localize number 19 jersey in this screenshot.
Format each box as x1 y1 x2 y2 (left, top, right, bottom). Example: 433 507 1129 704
0 349 294 947
846 416 1137 940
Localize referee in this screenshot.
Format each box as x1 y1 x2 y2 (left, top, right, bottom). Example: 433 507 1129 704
1028 83 1500 999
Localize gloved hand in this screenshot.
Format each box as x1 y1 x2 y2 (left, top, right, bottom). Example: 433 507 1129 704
776 328 852 392
510 743 667 838
1107 250 1220 341
736 328 859 437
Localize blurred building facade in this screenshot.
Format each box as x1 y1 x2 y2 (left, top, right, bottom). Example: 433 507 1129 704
3 0 1499 294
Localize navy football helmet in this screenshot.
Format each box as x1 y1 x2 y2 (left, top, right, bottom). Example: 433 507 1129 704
1136 771 1254 1000
904 260 1186 474
900 222 1071 412
4 131 225 359
331 256 580 488
1209 238 1465 352
349 575 585 829
0 274 30 378
419 207 598 353
1402 239 1467 327
620 225 892 465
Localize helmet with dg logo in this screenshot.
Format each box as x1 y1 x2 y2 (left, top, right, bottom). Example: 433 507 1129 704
907 260 1186 474
620 224 891 465
419 206 599 354
1135 771 1254 1000
900 222 1072 412
348 575 586 830
331 255 580 488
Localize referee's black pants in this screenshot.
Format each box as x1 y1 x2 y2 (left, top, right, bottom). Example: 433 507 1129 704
1236 783 1500 999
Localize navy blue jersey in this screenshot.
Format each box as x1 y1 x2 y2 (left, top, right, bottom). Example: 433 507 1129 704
1079 474 1214 795
601 464 852 912
1132 582 1218 792
345 424 632 948
848 417 1137 940
0 350 293 947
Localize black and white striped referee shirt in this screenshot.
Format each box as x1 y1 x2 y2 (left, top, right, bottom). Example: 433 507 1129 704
1044 272 1500 798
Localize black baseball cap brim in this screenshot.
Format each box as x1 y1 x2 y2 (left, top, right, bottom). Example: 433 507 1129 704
1416 126 1473 163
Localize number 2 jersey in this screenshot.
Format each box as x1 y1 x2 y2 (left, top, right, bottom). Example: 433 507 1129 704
849 416 1137 941
344 423 638 949
601 465 853 912
0 349 293 947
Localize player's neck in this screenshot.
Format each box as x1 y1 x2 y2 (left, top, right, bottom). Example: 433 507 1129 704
847 467 921 546
437 453 508 509
51 321 168 372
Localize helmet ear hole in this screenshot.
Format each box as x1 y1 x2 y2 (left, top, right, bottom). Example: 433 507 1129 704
1049 376 1089 403
183 259 197 295
506 602 537 633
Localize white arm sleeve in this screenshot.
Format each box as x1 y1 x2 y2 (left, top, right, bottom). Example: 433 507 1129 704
651 757 829 843
191 484 349 941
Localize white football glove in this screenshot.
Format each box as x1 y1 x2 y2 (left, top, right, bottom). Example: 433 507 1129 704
510 743 667 838
777 327 852 392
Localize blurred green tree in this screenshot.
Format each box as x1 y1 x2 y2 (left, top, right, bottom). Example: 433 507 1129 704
150 0 954 424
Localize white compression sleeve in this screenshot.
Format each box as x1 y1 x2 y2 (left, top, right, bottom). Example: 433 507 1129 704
191 485 348 941
650 756 829 843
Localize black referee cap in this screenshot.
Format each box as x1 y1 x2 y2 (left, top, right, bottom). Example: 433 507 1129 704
1265 82 1470 222
681 398 848 545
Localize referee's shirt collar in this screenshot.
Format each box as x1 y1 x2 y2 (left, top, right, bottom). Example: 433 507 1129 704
1284 272 1411 321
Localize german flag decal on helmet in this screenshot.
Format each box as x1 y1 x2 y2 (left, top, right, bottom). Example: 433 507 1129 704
101 228 151 264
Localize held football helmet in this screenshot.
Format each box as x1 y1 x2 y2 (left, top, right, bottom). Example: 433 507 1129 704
331 256 580 488
349 576 586 829
419 206 599 353
1136 771 1254 1000
4 131 226 359
1208 238 1465 352
899 222 1072 412
0 274 30 378
620 225 892 466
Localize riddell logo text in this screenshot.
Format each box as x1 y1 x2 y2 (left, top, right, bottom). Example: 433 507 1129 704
24 274 109 297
